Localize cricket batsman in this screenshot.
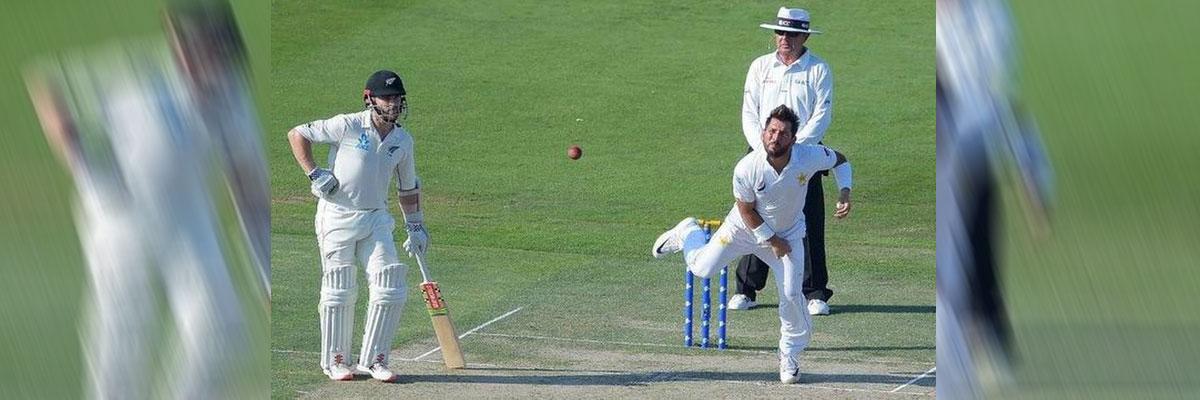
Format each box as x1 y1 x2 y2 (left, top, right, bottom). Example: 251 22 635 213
652 104 854 384
287 69 428 382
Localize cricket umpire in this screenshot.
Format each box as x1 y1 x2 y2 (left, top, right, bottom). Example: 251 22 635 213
730 7 837 315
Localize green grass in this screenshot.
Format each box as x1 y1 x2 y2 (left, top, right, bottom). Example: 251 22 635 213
270 0 933 398
1001 0 1200 397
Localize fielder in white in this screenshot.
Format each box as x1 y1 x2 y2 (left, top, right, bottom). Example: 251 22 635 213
287 69 428 382
27 38 252 400
652 104 853 384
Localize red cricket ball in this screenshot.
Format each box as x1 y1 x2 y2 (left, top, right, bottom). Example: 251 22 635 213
567 145 582 160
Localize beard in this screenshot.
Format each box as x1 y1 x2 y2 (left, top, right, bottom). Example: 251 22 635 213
766 142 791 158
372 104 401 123
369 98 406 125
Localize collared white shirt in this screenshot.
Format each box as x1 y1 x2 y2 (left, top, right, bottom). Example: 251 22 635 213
294 110 418 210
741 49 834 151
729 144 838 239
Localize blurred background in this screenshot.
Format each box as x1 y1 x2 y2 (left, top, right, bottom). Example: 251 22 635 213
941 0 1200 398
0 0 268 398
1004 0 1200 397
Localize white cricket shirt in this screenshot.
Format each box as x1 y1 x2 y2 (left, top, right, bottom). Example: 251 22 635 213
741 50 834 151
294 110 418 210
729 144 838 239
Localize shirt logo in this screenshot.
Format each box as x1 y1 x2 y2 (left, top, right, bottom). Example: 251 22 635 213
356 132 371 151
797 173 807 184
387 146 401 156
717 234 732 246
756 181 766 192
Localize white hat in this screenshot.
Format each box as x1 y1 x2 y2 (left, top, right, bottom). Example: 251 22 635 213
759 7 822 34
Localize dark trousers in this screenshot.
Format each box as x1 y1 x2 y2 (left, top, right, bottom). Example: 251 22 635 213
962 143 1011 357
735 172 832 302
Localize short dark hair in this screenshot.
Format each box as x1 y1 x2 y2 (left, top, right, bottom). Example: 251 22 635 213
765 105 801 135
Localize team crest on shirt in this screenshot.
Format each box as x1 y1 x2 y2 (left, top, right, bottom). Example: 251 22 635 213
717 234 732 246
356 132 371 151
797 173 807 184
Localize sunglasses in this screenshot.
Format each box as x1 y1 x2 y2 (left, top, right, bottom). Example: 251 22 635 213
774 30 802 38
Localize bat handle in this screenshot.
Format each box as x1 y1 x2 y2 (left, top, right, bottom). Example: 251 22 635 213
415 252 432 283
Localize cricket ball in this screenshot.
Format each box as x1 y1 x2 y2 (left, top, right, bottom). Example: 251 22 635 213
567 145 582 160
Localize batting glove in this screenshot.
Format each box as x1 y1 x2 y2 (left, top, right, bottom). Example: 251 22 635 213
308 168 339 198
402 211 429 257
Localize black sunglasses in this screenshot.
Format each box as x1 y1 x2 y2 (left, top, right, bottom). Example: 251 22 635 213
774 30 802 38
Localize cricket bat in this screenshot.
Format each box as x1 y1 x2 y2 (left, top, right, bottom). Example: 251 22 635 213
415 253 466 369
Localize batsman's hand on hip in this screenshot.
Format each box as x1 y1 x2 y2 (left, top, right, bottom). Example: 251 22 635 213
308 168 339 198
404 222 429 257
834 188 852 219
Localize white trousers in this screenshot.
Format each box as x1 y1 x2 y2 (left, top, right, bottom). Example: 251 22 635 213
314 201 406 369
79 193 245 400
682 218 812 358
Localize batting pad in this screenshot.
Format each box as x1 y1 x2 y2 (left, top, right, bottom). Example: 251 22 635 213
319 265 357 369
359 263 407 366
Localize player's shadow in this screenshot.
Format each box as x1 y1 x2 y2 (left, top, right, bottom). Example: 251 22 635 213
396 367 935 388
738 304 934 314
832 304 934 314
731 344 935 352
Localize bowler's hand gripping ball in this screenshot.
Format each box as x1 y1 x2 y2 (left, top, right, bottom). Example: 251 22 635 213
568 145 582 160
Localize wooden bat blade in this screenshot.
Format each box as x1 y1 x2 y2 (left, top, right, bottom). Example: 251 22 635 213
431 314 465 369
421 281 465 369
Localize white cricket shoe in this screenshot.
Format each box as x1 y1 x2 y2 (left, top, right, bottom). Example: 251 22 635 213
324 362 354 381
808 299 830 315
652 217 699 258
728 294 757 310
358 362 398 382
779 352 801 384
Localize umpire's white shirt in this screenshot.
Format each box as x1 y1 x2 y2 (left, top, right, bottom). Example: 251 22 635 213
294 110 419 210
729 144 838 239
742 50 834 152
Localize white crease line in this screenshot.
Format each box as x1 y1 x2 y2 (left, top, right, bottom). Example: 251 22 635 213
809 384 929 396
413 306 525 361
474 332 771 355
275 347 928 396
473 332 934 367
270 349 496 367
724 380 930 396
890 366 936 392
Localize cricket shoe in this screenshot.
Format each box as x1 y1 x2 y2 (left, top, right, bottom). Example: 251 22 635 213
807 299 830 315
728 294 757 310
652 217 699 258
324 362 354 381
779 352 801 384
357 362 398 382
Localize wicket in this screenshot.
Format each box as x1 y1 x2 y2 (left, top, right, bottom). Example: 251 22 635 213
683 219 728 349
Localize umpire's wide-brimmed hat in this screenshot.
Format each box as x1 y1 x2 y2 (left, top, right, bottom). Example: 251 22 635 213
759 7 822 34
365 70 406 97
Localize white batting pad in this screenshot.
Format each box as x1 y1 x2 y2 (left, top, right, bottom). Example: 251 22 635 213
359 263 407 366
319 265 357 369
